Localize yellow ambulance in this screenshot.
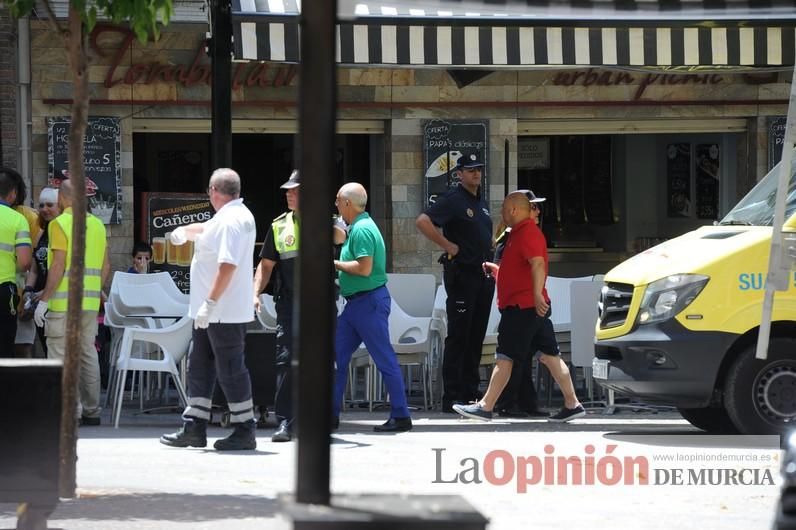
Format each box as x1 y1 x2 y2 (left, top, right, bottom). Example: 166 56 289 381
593 155 796 435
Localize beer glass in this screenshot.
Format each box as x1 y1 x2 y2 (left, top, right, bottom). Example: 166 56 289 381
165 232 178 265
177 239 194 266
152 237 166 264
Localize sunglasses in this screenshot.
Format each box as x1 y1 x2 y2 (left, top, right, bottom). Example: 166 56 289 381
39 202 55 208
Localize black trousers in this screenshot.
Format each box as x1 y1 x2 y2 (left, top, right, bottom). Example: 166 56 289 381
273 298 293 425
185 323 254 424
442 265 495 404
0 282 18 357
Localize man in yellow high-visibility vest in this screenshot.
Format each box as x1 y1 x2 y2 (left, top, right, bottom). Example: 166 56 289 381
34 179 110 426
0 167 32 355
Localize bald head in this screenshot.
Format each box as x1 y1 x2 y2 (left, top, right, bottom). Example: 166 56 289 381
59 179 74 209
501 190 532 227
505 191 532 212
339 182 367 211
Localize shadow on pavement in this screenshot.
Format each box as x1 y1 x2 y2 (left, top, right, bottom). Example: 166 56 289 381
0 493 279 523
605 431 782 449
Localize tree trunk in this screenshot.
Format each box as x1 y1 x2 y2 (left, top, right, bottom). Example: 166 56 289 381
58 6 90 499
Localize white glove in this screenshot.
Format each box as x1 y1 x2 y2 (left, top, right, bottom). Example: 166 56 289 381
169 227 188 246
194 299 216 329
34 300 48 327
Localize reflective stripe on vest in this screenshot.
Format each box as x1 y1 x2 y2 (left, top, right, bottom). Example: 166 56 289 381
47 212 106 312
272 211 299 259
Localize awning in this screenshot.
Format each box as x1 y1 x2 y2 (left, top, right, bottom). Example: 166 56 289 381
231 0 796 68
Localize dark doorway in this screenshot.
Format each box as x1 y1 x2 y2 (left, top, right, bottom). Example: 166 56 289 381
133 132 372 244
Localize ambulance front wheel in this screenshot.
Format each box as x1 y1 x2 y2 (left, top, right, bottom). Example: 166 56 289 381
725 337 796 435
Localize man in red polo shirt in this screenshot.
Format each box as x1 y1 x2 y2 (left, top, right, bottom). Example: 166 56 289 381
453 190 585 423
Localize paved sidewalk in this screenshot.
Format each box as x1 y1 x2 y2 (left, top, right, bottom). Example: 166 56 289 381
0 408 783 529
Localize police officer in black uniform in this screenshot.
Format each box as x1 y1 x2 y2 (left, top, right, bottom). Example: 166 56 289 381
253 170 346 442
254 170 302 442
416 153 494 412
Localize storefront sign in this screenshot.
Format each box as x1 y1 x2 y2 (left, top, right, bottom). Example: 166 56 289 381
423 119 489 207
551 69 723 100
47 116 122 224
695 144 720 220
91 25 296 90
768 116 787 171
518 137 550 170
142 193 214 293
666 143 691 218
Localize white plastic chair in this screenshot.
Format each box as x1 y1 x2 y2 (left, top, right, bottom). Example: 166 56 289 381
112 316 192 427
570 279 605 404
350 299 435 411
546 275 593 332
429 284 448 408
110 271 188 318
103 302 162 408
386 273 436 317
390 299 434 410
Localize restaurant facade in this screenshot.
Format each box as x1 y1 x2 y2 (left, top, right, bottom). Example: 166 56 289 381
7 14 793 276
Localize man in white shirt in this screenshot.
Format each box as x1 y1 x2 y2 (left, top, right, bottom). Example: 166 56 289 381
160 168 258 451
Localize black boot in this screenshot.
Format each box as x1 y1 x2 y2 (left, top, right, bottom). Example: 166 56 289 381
160 420 207 448
214 420 257 451
271 419 292 442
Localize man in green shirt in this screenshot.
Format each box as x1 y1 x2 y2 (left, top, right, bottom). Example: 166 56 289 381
332 182 411 433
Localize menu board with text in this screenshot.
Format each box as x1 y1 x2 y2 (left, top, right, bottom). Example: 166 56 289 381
47 116 122 224
423 119 489 206
142 193 214 293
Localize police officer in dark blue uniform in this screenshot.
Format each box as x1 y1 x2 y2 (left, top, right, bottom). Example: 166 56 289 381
416 153 494 412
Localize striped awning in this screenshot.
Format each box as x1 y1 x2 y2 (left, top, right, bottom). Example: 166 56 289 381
231 0 796 68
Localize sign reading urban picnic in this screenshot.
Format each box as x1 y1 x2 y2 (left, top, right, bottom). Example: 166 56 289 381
143 193 214 293
423 119 489 207
47 116 122 224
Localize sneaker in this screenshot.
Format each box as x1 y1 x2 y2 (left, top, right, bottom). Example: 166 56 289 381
452 403 493 421
547 405 586 423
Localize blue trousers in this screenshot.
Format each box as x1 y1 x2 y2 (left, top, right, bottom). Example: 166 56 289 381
333 285 410 419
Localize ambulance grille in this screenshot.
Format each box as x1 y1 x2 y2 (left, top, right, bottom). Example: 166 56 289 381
598 282 634 329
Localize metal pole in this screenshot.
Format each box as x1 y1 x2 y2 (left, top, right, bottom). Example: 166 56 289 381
756 63 796 360
296 0 336 505
210 0 232 169
504 139 509 197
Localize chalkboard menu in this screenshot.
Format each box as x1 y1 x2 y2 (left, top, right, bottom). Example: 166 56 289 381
47 116 122 224
142 193 214 293
423 119 488 206
695 144 720 220
768 116 787 171
666 143 691 218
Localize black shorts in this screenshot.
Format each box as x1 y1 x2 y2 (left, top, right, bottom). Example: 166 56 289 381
496 306 560 363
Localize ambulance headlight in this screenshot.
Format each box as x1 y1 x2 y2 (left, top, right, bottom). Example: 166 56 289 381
637 274 709 325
